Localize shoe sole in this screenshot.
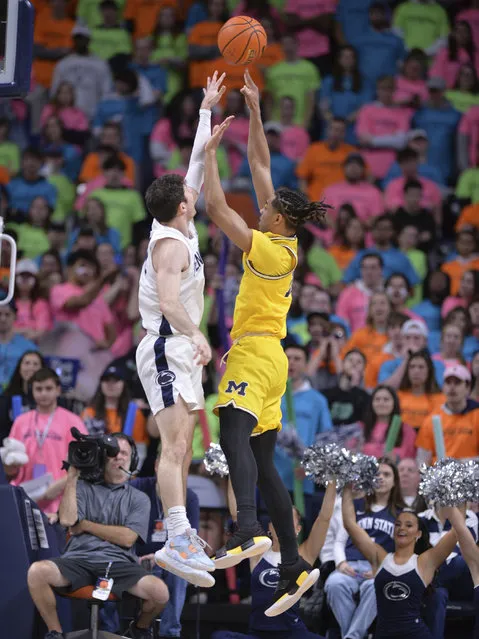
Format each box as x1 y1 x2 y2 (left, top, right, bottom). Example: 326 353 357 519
264 568 319 617
213 536 272 569
158 544 215 572
155 550 216 588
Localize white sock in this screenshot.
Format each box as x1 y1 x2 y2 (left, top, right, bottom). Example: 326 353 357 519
167 506 190 538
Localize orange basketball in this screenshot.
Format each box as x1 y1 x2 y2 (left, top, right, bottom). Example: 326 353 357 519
218 16 267 66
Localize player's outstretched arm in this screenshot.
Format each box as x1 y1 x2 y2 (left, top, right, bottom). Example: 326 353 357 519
153 239 212 366
240 69 274 209
185 71 226 205
205 117 253 253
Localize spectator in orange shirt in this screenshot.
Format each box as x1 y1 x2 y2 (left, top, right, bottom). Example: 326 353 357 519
416 364 479 464
79 122 136 184
398 350 444 432
441 228 479 295
365 311 408 390
187 0 226 89
343 292 390 362
329 208 365 271
296 118 355 201
123 0 176 39
257 18 285 70
202 56 264 108
470 351 479 402
33 0 74 89
82 364 150 469
456 203 479 231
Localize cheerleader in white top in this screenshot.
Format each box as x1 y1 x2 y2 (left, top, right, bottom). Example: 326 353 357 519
342 485 459 638
443 507 479 639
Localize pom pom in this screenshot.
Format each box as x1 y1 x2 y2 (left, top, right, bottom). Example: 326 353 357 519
301 444 379 494
276 427 305 459
419 458 479 506
204 443 229 477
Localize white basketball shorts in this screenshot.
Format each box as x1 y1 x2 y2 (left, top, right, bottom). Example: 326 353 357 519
136 333 204 415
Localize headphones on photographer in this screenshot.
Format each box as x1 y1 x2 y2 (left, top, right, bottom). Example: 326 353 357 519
111 432 139 474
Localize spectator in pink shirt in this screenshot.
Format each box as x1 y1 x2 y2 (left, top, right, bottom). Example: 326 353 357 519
336 252 384 332
362 385 416 460
277 96 310 162
40 81 89 147
285 0 337 72
75 150 133 210
50 249 117 350
14 259 52 343
5 367 88 514
96 242 140 358
393 49 429 110
456 5 479 48
430 21 479 89
232 0 284 38
356 75 412 179
384 148 442 214
149 91 199 178
219 89 249 176
322 153 385 228
457 104 479 171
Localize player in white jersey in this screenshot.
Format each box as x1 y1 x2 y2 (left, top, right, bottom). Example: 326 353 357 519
136 71 226 588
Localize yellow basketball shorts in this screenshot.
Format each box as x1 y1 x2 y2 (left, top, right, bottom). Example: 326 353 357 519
214 336 288 435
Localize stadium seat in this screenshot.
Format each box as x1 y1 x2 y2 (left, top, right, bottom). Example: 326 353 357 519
56 585 122 639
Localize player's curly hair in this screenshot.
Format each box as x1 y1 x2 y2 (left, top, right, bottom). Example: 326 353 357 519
271 187 331 229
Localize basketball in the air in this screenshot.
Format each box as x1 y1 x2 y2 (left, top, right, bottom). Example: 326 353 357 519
218 16 267 66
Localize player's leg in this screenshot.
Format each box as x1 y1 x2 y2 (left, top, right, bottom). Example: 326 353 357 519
153 398 215 580
213 404 272 568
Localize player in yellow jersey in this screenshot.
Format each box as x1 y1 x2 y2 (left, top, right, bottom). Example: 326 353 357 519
203 70 330 617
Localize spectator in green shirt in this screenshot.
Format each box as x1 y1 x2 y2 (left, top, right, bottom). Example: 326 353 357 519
87 155 146 248
43 149 76 222
151 6 188 104
90 0 132 62
8 197 52 260
265 33 321 128
0 118 20 176
392 0 450 56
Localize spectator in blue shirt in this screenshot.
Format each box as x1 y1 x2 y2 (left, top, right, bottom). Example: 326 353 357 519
132 461 200 639
6 148 57 214
0 301 38 392
382 129 445 188
238 122 298 205
129 37 168 105
413 77 461 184
275 344 332 531
348 2 407 87
336 0 389 48
378 319 445 388
412 270 451 333
318 45 374 144
343 214 420 286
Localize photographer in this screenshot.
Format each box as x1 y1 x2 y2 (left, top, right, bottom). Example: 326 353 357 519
27 434 169 639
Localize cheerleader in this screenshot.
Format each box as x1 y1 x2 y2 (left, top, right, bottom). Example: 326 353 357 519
342 484 458 639
212 480 337 639
443 507 479 638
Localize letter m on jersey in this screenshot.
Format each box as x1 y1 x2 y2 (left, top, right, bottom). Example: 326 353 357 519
225 380 248 396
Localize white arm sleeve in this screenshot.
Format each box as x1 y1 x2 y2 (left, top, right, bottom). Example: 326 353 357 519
185 108 212 195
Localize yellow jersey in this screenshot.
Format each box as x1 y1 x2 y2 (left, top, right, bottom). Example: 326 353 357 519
230 230 298 340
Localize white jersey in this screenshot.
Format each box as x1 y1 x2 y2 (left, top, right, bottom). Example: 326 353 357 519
138 219 205 336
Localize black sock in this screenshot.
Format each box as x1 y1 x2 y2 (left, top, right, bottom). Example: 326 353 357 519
219 406 258 531
251 430 299 565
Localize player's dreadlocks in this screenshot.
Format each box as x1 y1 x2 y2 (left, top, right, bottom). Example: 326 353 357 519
271 187 332 229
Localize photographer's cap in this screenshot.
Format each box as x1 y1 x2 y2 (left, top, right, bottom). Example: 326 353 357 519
101 365 125 380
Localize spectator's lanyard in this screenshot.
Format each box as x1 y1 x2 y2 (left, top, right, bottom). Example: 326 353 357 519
34 409 56 449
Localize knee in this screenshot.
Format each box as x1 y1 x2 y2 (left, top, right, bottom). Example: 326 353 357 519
154 580 170 606
27 561 53 588
161 437 189 465
359 578 374 594
325 571 351 595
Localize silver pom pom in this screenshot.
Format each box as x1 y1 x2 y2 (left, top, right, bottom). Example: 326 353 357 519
419 458 479 506
276 426 305 459
301 444 379 494
204 443 229 477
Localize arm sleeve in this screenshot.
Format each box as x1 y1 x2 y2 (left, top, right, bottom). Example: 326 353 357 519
246 230 296 277
76 480 88 521
185 109 212 194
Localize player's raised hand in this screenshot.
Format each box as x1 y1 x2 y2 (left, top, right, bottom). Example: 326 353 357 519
205 116 235 152
201 71 227 110
192 330 212 366
240 68 260 113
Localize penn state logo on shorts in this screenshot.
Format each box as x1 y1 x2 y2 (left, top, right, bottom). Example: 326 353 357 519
259 568 279 588
156 370 176 387
383 581 411 601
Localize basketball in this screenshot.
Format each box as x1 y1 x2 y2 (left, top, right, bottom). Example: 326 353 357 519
218 16 267 66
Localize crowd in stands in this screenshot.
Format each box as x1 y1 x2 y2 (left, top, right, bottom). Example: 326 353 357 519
2 0 479 636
